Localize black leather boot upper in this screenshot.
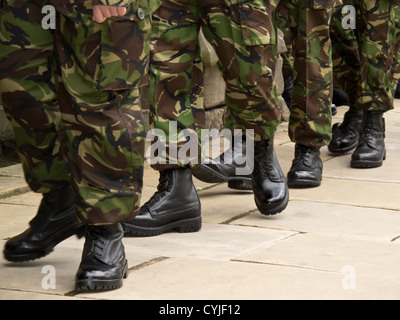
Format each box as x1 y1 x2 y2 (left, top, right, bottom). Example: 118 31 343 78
329 106 364 153
252 138 289 215
191 135 252 190
3 186 84 262
287 144 322 188
75 223 128 292
122 168 201 236
351 111 386 168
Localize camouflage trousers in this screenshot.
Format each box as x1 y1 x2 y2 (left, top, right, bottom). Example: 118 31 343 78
149 0 282 170
0 0 157 224
332 0 400 112
278 0 343 148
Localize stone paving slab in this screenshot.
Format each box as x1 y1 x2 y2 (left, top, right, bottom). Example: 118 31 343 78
0 164 23 177
235 233 400 276
122 223 296 261
0 204 37 239
289 177 400 212
197 184 255 224
0 289 84 300
0 238 163 297
232 201 400 241
75 257 400 300
323 155 400 182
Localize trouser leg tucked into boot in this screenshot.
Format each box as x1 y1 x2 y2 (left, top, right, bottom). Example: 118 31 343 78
122 168 201 236
252 137 289 215
75 223 128 292
3 186 85 262
351 111 386 168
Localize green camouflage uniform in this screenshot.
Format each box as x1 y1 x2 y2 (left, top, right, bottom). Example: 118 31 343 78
277 0 343 148
331 0 400 112
0 0 160 225
148 0 282 170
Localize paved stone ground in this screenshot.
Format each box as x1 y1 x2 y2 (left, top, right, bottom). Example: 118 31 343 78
1 101 400 300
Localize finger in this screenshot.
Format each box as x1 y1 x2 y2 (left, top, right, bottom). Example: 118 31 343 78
117 7 127 16
108 6 118 17
100 7 112 18
93 6 106 23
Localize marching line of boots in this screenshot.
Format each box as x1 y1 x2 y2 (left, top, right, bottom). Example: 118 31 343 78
1 0 399 293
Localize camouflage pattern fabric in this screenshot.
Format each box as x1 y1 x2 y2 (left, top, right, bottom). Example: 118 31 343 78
331 0 400 112
148 0 204 170
0 0 71 194
281 0 343 148
353 0 399 112
330 4 360 107
0 0 160 225
148 0 282 170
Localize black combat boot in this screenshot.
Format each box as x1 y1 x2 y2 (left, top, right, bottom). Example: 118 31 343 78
287 144 323 188
351 111 386 168
191 135 252 190
75 224 128 292
332 87 350 107
3 186 85 262
252 138 289 215
282 75 294 109
122 168 201 236
328 106 364 154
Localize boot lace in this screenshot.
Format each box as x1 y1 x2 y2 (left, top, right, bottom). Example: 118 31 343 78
86 226 110 258
292 145 313 166
145 170 172 207
254 140 278 180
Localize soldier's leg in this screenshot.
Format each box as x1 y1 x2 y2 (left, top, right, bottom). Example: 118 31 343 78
276 0 294 109
195 0 288 215
53 1 149 225
0 0 83 263
285 1 336 188
122 0 202 237
328 4 364 154
351 0 400 168
51 1 160 292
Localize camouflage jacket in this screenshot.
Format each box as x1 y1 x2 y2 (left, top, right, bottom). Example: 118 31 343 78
95 0 161 12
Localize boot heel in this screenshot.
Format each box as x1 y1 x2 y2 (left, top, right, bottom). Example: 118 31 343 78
177 217 202 233
76 226 86 239
228 179 253 190
123 261 129 279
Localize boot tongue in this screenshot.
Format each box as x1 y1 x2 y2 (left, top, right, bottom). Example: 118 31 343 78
157 170 171 192
361 112 385 146
85 225 123 265
145 170 172 207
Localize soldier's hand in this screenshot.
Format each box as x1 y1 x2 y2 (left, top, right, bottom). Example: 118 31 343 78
93 6 127 23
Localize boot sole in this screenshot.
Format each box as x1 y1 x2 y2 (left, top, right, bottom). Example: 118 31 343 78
287 179 322 188
75 261 129 293
255 186 289 216
192 165 252 190
3 225 86 263
328 141 358 154
123 217 202 237
351 159 384 168
351 151 386 169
